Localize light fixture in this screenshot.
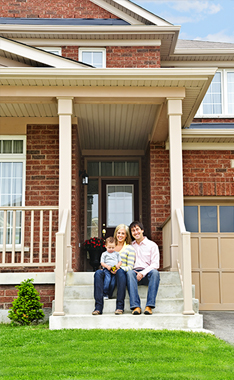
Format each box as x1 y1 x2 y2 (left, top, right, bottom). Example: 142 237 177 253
79 170 89 185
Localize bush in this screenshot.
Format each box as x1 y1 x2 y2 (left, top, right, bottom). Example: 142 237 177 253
8 278 45 325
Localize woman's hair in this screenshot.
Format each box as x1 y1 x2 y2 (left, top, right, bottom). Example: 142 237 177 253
114 224 132 245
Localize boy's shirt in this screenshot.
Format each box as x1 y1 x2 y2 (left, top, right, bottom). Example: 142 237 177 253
100 250 121 268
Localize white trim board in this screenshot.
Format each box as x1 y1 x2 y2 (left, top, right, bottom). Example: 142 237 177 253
0 272 55 285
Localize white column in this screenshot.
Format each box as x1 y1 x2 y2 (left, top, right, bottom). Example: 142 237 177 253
57 97 73 272
57 97 73 226
167 98 184 270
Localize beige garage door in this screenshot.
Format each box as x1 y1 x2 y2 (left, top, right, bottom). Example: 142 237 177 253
184 203 234 310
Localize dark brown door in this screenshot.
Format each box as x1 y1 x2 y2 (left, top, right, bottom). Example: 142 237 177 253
101 179 139 238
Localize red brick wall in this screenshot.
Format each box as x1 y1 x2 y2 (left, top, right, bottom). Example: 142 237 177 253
149 144 170 268
0 0 118 18
1 123 83 273
183 150 234 196
106 46 160 68
0 284 54 309
26 124 59 207
65 46 161 67
142 143 151 237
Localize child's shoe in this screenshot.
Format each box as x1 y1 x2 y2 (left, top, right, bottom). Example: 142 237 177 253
104 296 109 300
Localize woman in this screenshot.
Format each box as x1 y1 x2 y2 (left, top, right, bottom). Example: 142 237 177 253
92 224 135 315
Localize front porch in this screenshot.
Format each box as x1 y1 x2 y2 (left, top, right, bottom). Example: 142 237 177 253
0 67 216 327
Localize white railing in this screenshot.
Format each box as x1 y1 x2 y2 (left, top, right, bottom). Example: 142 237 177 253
53 209 71 316
175 208 194 315
0 206 59 267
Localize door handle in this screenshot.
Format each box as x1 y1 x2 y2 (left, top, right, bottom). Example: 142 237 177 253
102 228 106 237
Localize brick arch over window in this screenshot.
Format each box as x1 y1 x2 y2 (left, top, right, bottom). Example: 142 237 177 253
1 0 119 19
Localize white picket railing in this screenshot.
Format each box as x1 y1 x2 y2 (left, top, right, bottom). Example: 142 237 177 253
175 208 194 315
0 206 59 267
53 209 71 316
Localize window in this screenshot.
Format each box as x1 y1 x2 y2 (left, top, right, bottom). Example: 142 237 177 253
87 161 139 177
79 48 106 68
0 137 26 245
37 47 62 56
184 205 234 233
197 70 234 117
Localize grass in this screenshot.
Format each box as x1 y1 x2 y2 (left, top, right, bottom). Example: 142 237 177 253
0 324 234 380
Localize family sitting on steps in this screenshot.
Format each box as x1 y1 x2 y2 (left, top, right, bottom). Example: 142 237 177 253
92 221 160 316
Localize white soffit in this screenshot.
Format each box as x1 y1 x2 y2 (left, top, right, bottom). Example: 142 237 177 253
0 36 88 68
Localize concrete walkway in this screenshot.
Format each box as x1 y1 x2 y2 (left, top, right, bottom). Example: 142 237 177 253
200 311 234 345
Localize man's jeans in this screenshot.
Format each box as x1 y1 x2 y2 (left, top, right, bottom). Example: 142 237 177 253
126 269 160 310
103 268 116 297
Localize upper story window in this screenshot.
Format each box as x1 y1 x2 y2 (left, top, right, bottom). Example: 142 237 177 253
37 47 62 56
196 70 234 117
79 48 106 68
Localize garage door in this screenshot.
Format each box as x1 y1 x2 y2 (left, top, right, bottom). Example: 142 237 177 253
184 203 234 310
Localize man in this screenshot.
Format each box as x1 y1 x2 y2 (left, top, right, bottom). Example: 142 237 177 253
127 221 160 315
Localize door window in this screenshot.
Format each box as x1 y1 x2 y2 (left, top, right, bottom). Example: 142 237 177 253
106 184 134 227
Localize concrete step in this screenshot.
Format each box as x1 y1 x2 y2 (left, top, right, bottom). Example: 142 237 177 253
64 284 195 300
49 313 203 330
66 271 181 286
61 298 199 315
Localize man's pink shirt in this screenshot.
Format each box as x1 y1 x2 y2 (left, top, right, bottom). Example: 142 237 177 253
132 237 160 277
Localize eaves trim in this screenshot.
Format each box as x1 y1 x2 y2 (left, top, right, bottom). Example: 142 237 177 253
0 35 93 68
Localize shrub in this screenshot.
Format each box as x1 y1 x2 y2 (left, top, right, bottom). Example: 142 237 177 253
8 278 45 325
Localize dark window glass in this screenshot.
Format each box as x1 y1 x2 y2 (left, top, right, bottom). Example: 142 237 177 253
184 206 198 232
220 206 234 232
200 206 217 232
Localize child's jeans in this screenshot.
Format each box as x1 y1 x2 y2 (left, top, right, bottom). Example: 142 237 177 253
103 268 116 298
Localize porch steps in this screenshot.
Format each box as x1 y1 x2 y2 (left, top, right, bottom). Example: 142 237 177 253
49 271 203 330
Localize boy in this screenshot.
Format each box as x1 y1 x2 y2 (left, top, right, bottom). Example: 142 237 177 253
100 236 122 300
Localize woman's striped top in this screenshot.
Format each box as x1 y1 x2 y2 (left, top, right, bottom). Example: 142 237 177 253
119 243 135 272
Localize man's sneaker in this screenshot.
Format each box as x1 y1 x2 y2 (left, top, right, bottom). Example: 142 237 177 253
132 307 141 315
144 306 153 315
104 296 109 300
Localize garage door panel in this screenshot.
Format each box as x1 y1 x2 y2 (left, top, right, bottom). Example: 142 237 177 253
200 238 219 269
201 272 220 304
220 238 234 268
221 273 234 303
191 237 199 268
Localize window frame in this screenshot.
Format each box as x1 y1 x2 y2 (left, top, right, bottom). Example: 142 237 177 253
79 48 106 68
196 69 234 118
0 136 26 248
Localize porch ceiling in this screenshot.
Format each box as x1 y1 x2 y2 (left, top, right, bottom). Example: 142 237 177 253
0 67 217 150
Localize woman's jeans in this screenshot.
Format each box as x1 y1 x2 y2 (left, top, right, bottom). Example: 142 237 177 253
126 269 160 310
94 268 127 313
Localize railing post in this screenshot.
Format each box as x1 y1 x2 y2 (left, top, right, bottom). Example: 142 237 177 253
53 232 65 316
182 232 194 315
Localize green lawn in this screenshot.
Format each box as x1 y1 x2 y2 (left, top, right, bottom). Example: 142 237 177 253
1 324 234 380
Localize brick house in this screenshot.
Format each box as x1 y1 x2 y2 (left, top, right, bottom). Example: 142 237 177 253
0 0 234 328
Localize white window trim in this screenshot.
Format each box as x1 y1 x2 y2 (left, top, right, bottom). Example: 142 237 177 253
0 135 26 207
196 69 234 118
79 48 106 68
36 47 62 56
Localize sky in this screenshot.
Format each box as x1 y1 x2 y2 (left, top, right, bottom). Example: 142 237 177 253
131 0 234 43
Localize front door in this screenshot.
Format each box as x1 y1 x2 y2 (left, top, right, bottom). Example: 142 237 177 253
101 179 139 238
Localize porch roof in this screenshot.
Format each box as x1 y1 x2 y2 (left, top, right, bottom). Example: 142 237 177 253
0 67 216 151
